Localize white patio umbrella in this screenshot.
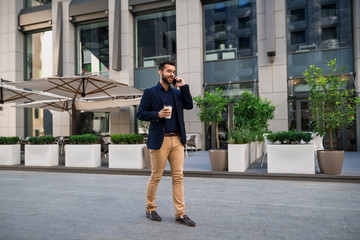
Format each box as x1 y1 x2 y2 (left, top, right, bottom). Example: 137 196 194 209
6 76 143 134
6 75 143 99
14 97 142 113
0 84 68 103
14 99 74 113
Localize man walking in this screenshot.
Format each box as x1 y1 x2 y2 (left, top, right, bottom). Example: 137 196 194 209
137 61 196 227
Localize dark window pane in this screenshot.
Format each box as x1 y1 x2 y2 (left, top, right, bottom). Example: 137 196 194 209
135 10 176 68
238 17 250 29
290 8 305 22
214 20 226 32
238 37 250 49
291 31 306 44
321 4 336 18
322 27 337 41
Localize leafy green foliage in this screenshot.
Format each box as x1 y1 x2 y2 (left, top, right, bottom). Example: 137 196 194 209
110 134 144 144
304 59 360 150
28 136 56 144
233 91 275 133
227 128 253 144
267 131 312 144
229 91 275 144
194 88 232 149
0 136 20 144
69 134 98 144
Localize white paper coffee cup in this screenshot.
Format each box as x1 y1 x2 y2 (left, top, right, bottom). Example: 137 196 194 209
164 105 172 119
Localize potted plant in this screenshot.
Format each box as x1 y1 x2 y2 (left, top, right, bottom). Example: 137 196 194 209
25 136 58 166
266 131 314 174
227 128 252 172
194 87 232 171
65 134 100 167
233 91 275 163
304 59 360 174
109 133 145 169
0 136 20 165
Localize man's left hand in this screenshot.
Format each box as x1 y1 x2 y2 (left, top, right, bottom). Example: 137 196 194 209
174 77 185 87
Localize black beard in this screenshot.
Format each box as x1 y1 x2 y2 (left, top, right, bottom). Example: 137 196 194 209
162 72 173 85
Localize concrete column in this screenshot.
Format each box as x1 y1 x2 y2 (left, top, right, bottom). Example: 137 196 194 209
176 0 204 148
61 0 75 77
257 0 288 132
0 0 24 137
108 0 134 134
109 0 134 86
354 0 360 151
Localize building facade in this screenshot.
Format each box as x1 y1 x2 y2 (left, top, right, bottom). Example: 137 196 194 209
0 0 359 151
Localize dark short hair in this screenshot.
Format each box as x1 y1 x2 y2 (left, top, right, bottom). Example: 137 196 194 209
158 61 176 71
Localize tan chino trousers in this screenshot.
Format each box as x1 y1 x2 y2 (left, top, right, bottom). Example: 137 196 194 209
146 135 185 217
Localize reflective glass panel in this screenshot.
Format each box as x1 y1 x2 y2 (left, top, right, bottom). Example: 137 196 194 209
287 0 352 53
26 30 53 79
25 0 52 8
76 22 109 76
204 0 257 61
135 10 176 68
287 0 353 77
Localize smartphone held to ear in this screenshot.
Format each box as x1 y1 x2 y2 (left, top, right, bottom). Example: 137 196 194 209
172 77 178 86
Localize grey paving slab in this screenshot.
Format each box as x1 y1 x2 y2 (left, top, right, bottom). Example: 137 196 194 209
1 171 360 240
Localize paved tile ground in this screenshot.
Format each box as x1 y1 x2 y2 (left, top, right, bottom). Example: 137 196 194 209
1 170 360 240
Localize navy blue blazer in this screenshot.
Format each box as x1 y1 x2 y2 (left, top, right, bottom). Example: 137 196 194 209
137 83 193 150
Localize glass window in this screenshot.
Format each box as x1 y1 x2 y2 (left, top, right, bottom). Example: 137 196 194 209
79 112 110 135
291 31 306 45
76 22 109 76
26 30 53 79
204 0 257 61
322 27 337 41
287 0 352 53
290 8 305 22
287 0 353 77
25 0 52 8
135 10 176 68
321 3 336 18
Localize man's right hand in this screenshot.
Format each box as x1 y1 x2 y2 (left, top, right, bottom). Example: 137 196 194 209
158 108 171 118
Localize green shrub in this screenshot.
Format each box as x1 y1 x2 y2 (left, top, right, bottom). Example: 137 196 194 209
0 136 20 144
110 134 144 144
69 134 98 144
28 136 56 145
267 131 312 144
228 129 252 144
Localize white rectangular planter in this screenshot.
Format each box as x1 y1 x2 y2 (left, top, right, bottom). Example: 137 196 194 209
228 144 249 172
0 145 20 165
25 145 59 166
249 142 256 164
109 144 145 169
65 144 101 167
267 144 315 174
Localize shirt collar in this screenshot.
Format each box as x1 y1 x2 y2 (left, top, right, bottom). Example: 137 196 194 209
157 82 171 92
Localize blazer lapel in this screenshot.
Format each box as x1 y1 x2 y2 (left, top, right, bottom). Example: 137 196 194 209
156 87 165 107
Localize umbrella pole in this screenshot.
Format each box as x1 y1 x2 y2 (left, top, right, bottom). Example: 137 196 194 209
72 100 77 135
